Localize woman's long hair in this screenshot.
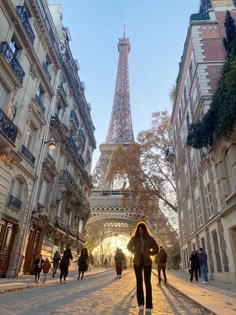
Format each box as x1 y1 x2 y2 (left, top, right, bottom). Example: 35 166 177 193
133 222 152 239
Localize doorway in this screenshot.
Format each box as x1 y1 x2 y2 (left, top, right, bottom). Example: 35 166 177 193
0 219 17 278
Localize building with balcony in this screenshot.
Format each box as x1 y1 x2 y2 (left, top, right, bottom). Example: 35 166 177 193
0 0 96 277
170 0 236 284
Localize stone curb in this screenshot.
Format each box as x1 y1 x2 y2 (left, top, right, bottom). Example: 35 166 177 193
0 268 111 295
152 270 217 315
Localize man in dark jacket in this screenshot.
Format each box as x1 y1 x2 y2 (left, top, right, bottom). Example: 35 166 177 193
59 245 73 283
199 248 208 283
156 246 167 284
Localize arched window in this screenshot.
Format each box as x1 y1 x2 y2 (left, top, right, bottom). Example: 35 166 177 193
223 149 232 195
9 177 26 210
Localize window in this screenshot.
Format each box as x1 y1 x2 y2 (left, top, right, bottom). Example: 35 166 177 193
9 37 20 56
188 199 194 233
0 82 8 109
212 229 222 272
79 218 84 234
194 186 203 227
190 149 196 175
55 103 64 121
201 237 206 251
189 60 194 82
203 170 214 218
12 178 23 200
184 87 188 108
36 86 44 100
25 126 36 152
39 180 50 207
223 149 233 195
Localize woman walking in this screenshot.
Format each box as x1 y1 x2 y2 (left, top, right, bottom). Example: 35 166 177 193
42 258 51 283
52 250 61 277
59 245 73 283
77 247 88 280
127 222 159 314
114 247 125 279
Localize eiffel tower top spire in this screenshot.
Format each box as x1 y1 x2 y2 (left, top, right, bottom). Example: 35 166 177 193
105 31 134 144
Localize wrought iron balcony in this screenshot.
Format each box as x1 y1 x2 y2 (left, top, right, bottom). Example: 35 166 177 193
42 62 51 82
9 195 22 210
0 42 25 83
21 145 35 164
0 108 18 144
16 6 35 45
54 216 67 233
70 110 80 129
60 170 82 197
68 225 77 238
35 94 45 113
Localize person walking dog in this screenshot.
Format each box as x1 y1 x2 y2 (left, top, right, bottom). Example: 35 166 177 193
127 222 159 314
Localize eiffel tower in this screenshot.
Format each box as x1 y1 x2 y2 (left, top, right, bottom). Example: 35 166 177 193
88 30 145 237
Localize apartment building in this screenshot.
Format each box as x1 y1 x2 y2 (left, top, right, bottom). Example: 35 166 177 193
169 0 236 284
0 0 96 277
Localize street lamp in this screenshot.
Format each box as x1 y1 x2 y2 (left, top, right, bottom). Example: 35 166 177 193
44 139 56 150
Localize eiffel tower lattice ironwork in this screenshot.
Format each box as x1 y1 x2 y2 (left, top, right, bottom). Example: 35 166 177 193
88 31 145 237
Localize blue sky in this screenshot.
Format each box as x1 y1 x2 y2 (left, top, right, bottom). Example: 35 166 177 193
49 0 199 169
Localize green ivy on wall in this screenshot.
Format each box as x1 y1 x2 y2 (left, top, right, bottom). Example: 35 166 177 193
187 11 236 149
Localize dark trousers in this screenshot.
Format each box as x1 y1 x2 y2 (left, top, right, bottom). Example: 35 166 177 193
60 266 68 282
190 267 198 282
35 270 41 281
116 265 122 275
134 255 152 309
157 265 167 283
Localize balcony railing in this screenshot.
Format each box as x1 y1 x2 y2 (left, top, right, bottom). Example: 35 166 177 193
42 62 51 82
0 108 18 144
0 42 25 83
16 6 35 45
9 195 22 210
70 110 80 129
60 170 82 196
35 94 45 113
68 225 77 238
21 145 35 164
54 216 67 232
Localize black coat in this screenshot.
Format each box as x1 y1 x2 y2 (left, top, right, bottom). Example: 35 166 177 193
190 253 199 270
34 258 44 272
59 249 73 268
78 254 88 272
114 250 125 268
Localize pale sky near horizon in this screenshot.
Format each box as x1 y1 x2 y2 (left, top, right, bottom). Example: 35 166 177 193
49 0 199 169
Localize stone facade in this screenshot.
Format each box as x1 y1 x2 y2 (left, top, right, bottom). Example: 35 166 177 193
169 1 236 284
0 0 96 277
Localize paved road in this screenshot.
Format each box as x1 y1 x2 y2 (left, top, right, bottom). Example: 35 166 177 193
0 270 211 315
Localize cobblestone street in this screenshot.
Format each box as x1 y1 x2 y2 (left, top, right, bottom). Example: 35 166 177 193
0 269 211 315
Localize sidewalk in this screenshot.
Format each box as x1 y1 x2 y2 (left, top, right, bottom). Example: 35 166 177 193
153 269 236 315
0 267 110 294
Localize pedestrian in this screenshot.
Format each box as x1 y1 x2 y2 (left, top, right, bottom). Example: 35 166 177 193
156 245 167 284
195 249 201 278
199 248 208 283
114 247 125 279
127 222 159 314
77 247 88 280
42 258 51 283
189 250 199 282
59 245 73 284
34 254 44 283
52 250 61 277
104 258 108 268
